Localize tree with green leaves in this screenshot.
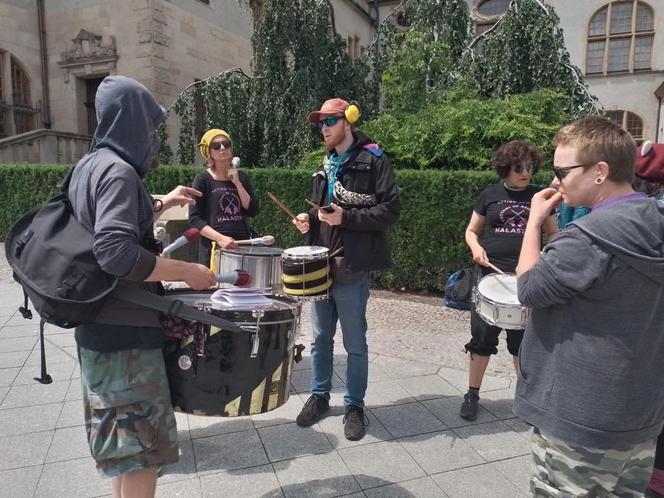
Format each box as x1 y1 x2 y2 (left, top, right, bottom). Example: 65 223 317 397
368 0 470 112
169 0 370 167
465 0 599 118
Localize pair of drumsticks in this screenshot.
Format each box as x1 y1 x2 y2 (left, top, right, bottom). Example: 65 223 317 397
267 191 344 257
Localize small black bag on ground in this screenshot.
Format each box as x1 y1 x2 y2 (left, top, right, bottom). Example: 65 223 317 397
443 267 474 310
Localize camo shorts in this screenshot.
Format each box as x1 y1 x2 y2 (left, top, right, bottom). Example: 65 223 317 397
79 346 178 478
530 427 656 497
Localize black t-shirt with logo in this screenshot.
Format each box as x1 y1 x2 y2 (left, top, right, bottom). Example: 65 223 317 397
474 183 543 272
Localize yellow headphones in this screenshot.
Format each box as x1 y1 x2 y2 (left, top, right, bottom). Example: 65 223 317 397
344 102 361 125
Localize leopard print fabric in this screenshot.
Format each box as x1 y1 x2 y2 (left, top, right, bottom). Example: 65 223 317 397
333 181 377 207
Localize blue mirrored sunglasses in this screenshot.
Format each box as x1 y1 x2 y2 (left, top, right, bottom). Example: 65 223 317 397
317 116 342 129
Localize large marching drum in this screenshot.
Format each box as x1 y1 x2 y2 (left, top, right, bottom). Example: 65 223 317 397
163 289 301 417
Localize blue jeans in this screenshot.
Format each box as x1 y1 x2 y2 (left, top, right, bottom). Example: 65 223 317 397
309 273 370 407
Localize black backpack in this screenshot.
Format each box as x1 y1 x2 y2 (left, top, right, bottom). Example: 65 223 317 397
5 169 244 384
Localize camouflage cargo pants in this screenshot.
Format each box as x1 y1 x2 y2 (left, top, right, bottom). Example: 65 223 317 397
79 347 178 478
530 427 656 497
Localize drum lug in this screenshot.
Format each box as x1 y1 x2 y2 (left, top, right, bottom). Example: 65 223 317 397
247 310 264 358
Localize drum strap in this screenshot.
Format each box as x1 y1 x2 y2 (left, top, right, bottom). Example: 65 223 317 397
114 283 244 334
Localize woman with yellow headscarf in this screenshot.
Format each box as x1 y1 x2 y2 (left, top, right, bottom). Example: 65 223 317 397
188 129 259 265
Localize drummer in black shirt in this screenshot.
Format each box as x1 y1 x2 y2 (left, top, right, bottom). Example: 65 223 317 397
460 140 558 421
189 129 260 266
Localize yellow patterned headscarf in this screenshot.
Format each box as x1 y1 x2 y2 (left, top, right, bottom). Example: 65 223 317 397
198 128 231 160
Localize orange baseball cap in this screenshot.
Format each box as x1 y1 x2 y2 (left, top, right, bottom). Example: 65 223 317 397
308 98 349 124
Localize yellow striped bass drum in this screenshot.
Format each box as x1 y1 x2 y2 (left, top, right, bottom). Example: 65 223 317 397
163 289 303 416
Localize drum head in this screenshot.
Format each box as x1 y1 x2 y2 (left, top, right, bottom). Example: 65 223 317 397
164 289 296 322
283 246 328 259
477 274 520 305
221 246 283 256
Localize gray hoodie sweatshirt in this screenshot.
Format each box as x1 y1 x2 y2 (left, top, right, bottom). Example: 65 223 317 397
68 76 166 348
516 196 664 449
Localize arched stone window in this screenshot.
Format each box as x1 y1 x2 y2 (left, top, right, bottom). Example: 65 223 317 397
586 1 655 74
606 109 644 143
474 0 510 35
10 56 34 134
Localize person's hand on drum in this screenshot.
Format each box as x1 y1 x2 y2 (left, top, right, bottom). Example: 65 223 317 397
293 213 310 234
162 186 202 210
184 263 217 290
471 245 489 266
217 235 237 249
318 203 343 226
529 188 563 227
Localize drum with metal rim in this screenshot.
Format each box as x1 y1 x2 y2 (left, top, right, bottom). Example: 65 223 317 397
281 246 331 301
163 289 301 417
213 246 283 293
472 273 529 329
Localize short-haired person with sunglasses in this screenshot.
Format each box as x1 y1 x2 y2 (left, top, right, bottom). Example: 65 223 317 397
514 117 664 496
189 129 259 265
292 98 400 441
460 140 558 422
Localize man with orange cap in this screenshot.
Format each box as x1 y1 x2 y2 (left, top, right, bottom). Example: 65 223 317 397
292 98 400 441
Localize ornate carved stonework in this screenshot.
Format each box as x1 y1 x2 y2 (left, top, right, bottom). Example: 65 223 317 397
60 30 117 65
58 30 118 83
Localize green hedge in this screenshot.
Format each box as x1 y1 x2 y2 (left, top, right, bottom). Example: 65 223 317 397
0 164 552 292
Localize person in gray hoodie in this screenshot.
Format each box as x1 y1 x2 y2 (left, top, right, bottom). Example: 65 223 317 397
68 75 216 498
514 116 664 497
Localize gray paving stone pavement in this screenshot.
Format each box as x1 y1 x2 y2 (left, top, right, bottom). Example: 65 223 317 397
0 243 531 497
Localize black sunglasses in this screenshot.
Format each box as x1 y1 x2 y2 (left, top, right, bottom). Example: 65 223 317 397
210 140 232 150
511 164 536 174
552 162 595 180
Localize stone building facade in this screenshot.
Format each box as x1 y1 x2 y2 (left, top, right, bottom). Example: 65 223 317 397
0 0 661 163
0 0 253 159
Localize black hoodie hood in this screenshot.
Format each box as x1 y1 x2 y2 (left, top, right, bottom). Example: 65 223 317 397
91 75 166 177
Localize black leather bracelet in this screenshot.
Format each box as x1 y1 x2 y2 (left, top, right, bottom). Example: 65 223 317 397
153 199 163 213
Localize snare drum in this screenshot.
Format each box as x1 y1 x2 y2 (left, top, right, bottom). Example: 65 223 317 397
213 246 283 292
281 246 331 301
473 273 529 329
163 289 300 417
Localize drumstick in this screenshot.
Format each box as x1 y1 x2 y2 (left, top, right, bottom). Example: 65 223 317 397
267 191 296 220
236 235 275 246
304 198 320 209
484 261 505 275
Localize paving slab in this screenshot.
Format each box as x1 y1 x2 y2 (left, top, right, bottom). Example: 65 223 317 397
398 429 486 475
0 431 53 471
372 401 448 439
0 465 43 498
199 465 283 498
259 422 334 462
193 429 269 475
432 463 526 498
452 421 531 462
272 452 360 498
364 476 446 498
338 441 426 490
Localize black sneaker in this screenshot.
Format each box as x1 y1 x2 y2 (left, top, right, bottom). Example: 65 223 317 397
459 390 480 421
296 395 330 427
343 405 369 441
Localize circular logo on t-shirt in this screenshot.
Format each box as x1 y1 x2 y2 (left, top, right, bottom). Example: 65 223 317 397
496 202 530 234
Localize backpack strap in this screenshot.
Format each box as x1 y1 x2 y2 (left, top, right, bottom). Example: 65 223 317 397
34 318 53 385
113 284 245 334
18 288 32 319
